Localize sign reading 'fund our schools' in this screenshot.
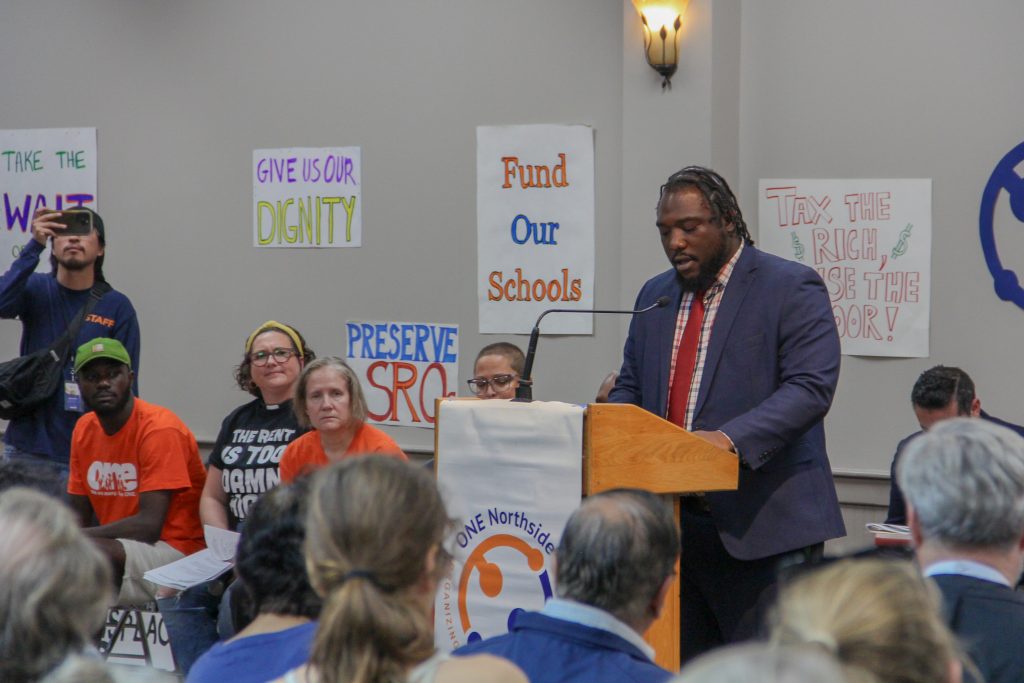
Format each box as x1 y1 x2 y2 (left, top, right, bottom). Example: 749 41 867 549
477 125 595 334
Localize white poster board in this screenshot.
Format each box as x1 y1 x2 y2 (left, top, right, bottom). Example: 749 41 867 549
477 125 595 334
0 128 97 261
345 320 458 428
758 179 932 357
434 400 583 651
253 147 361 248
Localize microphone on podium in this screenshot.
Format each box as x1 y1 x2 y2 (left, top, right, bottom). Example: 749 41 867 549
514 296 671 401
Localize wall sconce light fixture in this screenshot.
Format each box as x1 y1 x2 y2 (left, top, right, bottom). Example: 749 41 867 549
632 0 691 90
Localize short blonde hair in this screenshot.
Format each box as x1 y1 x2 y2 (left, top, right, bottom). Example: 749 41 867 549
0 488 112 683
293 357 369 430
771 559 962 683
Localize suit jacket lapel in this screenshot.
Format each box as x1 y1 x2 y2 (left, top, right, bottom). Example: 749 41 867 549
694 246 758 418
654 274 685 418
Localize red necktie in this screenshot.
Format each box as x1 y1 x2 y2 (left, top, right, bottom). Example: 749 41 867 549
667 291 706 427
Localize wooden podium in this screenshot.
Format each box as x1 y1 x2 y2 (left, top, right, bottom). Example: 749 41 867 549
433 399 737 671
585 403 738 671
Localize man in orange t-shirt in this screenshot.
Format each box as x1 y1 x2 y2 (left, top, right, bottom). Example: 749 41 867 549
68 338 205 606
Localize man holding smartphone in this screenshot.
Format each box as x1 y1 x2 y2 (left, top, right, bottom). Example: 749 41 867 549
0 207 140 487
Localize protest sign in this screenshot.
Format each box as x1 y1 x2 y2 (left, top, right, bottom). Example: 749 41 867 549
1 128 97 261
253 147 361 248
345 320 458 428
477 125 595 334
759 179 931 357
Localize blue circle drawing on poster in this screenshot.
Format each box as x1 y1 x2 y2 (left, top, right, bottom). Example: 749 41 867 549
980 140 1024 310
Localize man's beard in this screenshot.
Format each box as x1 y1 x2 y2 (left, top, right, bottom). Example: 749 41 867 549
86 389 132 417
56 253 95 272
677 242 730 293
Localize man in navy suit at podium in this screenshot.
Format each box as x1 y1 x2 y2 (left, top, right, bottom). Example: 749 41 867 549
609 166 845 662
898 418 1024 683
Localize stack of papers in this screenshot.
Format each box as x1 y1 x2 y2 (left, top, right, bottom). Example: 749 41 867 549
143 525 241 591
865 522 912 542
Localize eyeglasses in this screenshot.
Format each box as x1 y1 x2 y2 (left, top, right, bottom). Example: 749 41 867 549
466 374 517 395
250 348 297 366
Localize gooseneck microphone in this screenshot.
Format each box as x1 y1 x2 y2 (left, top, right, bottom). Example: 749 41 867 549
514 296 671 401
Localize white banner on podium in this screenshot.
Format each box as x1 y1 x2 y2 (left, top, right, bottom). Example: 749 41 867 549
434 399 583 652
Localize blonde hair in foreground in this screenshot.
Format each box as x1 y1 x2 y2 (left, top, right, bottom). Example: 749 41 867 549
771 558 962 683
304 457 451 683
674 642 851 683
0 488 112 683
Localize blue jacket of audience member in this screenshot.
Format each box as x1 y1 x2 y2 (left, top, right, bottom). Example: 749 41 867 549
453 611 672 683
186 621 316 683
0 239 140 464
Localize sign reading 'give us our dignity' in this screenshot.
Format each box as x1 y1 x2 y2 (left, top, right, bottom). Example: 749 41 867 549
252 147 361 248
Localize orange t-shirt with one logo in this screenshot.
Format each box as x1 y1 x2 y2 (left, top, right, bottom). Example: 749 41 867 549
68 398 206 555
279 423 406 483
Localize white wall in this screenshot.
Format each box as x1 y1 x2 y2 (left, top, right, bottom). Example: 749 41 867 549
5 1 1022 474
0 0 626 451
738 1 1024 473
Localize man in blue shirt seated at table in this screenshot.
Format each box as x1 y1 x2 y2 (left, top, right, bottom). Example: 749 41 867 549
898 418 1024 683
886 365 1024 524
455 489 677 683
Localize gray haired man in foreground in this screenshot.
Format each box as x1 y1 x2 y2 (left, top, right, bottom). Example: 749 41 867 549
898 417 1024 683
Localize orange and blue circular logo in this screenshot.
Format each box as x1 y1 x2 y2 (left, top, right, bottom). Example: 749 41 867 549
438 509 556 649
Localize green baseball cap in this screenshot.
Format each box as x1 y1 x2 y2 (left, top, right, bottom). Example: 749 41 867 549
74 337 132 373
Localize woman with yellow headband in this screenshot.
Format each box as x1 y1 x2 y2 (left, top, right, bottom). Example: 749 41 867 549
161 321 314 675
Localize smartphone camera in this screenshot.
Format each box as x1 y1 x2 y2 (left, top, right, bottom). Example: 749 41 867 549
57 210 93 236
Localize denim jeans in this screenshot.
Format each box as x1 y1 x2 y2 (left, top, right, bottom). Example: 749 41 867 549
157 578 228 674
2 443 69 498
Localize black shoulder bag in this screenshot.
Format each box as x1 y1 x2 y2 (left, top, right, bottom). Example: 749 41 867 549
0 282 112 420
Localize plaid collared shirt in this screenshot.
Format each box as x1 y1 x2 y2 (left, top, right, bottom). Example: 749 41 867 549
667 241 745 429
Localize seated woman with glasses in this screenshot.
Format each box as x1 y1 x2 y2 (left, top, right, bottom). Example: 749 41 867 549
161 321 315 674
278 358 406 483
202 321 315 532
274 457 525 683
466 342 523 399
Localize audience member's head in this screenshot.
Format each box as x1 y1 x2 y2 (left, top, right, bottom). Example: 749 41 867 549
0 460 65 498
234 320 315 399
674 643 852 683
898 418 1024 569
293 356 369 430
303 457 452 683
594 370 618 403
233 477 321 626
47 206 106 282
910 365 980 430
771 558 962 683
0 487 112 683
469 342 524 399
556 488 679 632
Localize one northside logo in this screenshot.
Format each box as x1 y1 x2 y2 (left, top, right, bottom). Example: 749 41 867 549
87 461 138 496
439 506 555 649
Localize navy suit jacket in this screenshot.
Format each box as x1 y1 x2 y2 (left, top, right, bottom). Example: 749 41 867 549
454 612 672 683
933 574 1024 683
610 246 845 560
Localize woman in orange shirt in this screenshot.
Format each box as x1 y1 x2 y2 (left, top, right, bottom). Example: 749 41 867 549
279 357 406 483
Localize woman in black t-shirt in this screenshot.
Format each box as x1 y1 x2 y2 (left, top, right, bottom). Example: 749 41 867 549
201 321 315 531
161 321 314 674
